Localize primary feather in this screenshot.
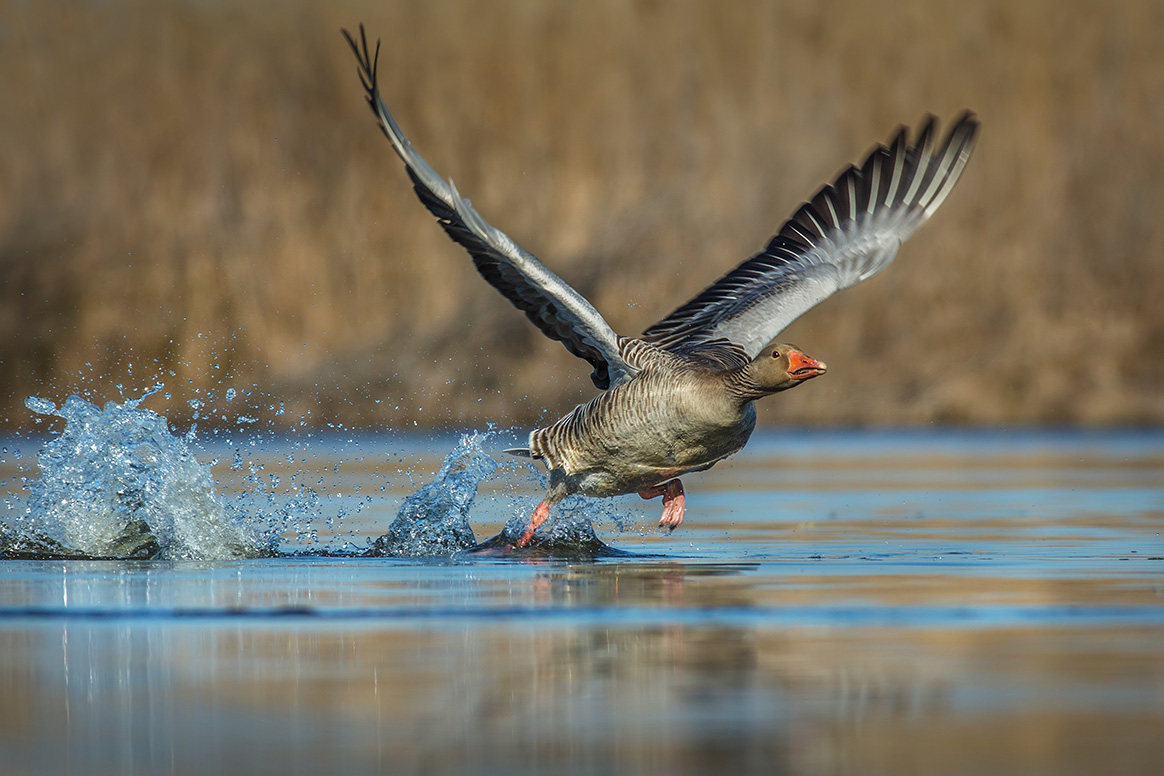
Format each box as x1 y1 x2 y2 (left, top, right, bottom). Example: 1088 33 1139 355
343 25 636 390
640 113 979 358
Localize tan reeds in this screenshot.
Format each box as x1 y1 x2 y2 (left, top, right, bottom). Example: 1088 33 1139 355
1 0 1161 430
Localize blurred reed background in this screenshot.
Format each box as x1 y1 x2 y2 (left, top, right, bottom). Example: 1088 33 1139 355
1 0 1161 432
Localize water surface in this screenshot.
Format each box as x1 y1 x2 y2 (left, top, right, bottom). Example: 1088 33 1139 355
1 429 1161 775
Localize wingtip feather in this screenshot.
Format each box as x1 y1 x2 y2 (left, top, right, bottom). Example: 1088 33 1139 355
641 111 979 353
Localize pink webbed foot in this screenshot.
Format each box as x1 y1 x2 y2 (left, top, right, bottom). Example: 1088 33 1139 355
517 500 551 548
638 479 685 532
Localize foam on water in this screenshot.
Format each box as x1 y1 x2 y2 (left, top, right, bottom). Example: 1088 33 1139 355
16 389 270 559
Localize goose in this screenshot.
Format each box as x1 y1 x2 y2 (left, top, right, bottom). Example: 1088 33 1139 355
343 26 979 546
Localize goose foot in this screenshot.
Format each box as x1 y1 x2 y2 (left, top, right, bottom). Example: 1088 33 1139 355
638 479 685 531
517 500 551 548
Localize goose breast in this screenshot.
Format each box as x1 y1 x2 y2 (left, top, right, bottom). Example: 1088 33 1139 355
529 367 757 498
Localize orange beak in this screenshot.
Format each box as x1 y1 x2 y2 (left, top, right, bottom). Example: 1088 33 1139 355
788 350 827 381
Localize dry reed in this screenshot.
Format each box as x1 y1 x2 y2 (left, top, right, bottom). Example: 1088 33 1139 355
1 0 1161 431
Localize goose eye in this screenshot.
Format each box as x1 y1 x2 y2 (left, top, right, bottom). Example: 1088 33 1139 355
771 350 781 359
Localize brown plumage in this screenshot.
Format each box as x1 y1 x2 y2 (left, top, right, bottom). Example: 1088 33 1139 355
343 26 979 545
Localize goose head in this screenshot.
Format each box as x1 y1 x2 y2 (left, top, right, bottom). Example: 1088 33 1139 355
742 342 827 396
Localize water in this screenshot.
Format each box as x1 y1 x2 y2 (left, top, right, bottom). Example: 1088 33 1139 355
365 430 496 557
0 399 1161 774
14 392 269 560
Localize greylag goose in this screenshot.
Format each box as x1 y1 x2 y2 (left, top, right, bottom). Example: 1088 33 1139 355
344 27 979 546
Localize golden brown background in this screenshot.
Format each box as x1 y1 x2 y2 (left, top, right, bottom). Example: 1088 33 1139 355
2 0 1161 431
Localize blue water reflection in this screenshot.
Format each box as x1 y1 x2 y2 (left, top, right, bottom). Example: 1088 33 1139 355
1 429 1162 774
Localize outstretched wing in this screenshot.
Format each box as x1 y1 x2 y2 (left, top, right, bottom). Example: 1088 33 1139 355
641 113 979 357
343 25 635 390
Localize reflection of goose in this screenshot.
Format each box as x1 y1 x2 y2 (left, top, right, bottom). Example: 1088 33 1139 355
344 26 978 546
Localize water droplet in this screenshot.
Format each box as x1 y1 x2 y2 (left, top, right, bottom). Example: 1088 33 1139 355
25 397 57 416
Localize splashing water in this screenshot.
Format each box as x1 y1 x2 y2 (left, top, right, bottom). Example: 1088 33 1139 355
3 389 631 561
467 494 630 559
367 432 497 557
17 391 269 559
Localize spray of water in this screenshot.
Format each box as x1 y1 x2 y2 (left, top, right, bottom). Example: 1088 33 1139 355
3 388 633 561
17 389 271 559
468 493 629 559
367 431 497 557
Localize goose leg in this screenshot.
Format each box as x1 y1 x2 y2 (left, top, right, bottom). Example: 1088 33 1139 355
638 479 685 531
516 500 551 548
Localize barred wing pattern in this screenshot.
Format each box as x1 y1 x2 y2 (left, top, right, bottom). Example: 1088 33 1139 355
344 26 636 390
641 113 979 358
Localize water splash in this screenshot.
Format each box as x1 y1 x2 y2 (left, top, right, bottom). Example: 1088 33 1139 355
15 391 269 560
366 432 497 557
3 390 633 561
469 495 631 559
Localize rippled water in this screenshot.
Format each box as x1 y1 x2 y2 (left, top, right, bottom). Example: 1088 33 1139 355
1 420 1162 775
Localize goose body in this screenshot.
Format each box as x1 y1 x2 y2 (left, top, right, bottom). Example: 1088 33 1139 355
525 340 760 498
344 26 978 545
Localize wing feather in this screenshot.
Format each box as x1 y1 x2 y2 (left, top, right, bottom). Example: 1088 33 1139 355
343 25 634 390
640 113 978 358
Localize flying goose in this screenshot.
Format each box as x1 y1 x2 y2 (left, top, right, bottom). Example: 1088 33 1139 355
343 26 979 546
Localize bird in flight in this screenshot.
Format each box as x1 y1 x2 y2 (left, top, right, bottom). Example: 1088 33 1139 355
343 25 978 547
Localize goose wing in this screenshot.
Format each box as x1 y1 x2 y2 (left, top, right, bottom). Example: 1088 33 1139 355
344 26 635 390
641 113 979 358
